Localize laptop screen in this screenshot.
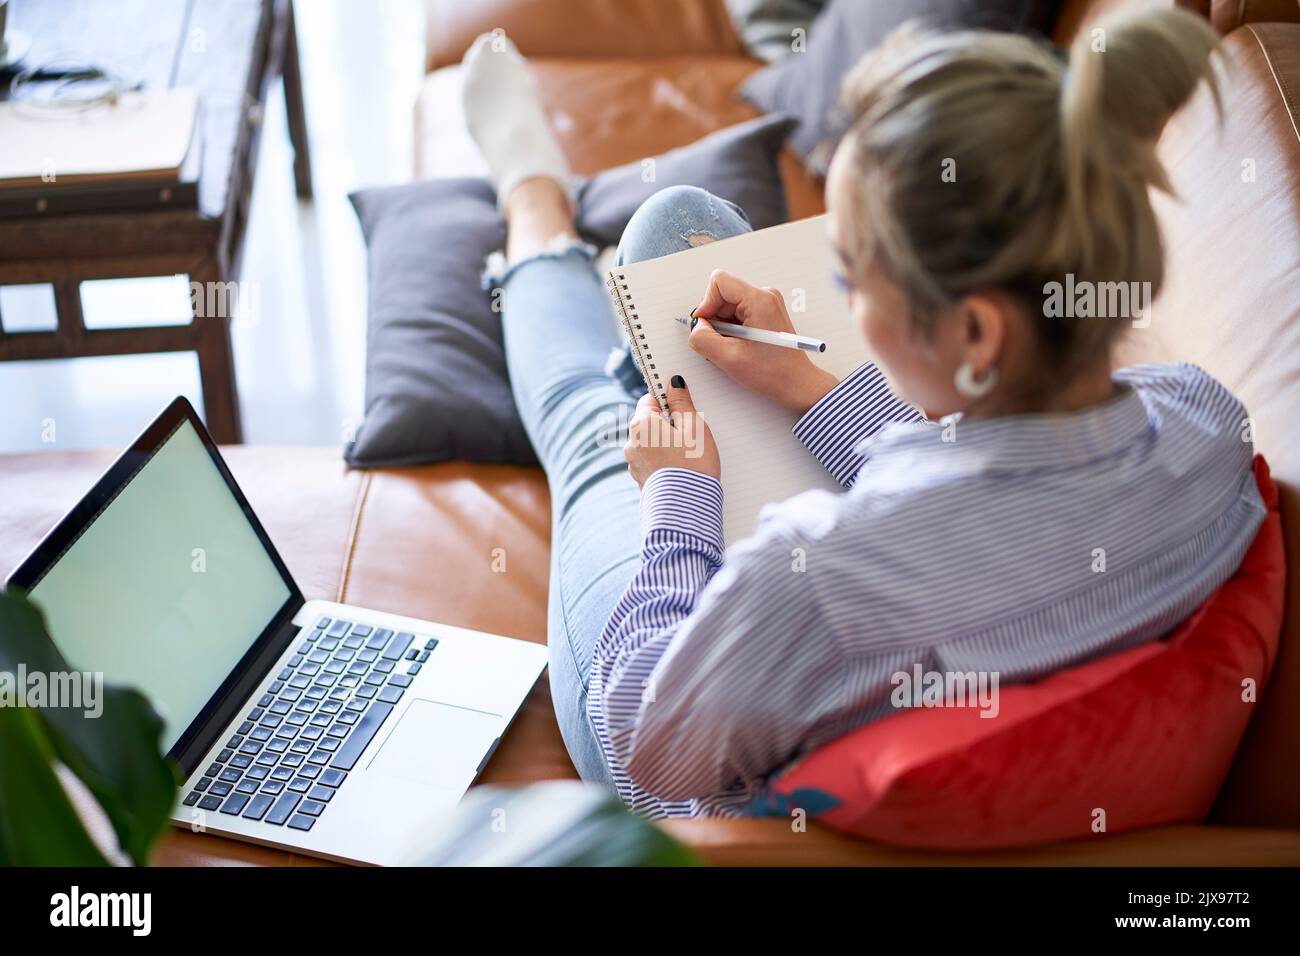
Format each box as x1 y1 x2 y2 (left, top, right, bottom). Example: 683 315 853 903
26 417 293 751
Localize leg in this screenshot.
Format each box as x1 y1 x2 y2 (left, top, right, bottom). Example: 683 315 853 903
496 236 637 788
193 258 243 443
460 34 756 787
495 186 754 786
282 0 313 199
460 34 621 781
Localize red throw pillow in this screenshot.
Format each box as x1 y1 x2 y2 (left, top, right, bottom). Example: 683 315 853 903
757 457 1286 849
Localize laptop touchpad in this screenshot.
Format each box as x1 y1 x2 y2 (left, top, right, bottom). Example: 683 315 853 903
368 699 500 791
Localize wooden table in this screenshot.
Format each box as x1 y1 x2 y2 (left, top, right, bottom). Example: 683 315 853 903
0 0 312 443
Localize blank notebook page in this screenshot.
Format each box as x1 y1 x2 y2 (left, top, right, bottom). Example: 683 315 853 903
607 214 875 542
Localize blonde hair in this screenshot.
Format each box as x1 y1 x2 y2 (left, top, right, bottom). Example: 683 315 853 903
837 8 1222 384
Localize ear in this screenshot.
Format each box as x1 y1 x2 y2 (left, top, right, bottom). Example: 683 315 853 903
957 291 1012 374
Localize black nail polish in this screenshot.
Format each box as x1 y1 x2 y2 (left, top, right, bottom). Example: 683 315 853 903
671 375 686 389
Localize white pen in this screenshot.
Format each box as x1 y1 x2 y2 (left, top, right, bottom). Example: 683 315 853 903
675 316 827 353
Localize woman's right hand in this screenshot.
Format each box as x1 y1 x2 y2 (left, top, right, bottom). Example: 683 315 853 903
689 270 840 416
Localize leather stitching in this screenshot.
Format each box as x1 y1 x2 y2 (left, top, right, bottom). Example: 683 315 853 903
1246 25 1300 147
337 470 373 604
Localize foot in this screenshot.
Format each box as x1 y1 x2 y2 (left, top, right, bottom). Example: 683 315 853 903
461 31 573 212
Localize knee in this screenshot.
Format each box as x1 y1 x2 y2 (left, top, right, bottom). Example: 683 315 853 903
637 184 720 226
617 185 753 266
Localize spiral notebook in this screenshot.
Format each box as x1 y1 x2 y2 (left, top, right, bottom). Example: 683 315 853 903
606 214 879 542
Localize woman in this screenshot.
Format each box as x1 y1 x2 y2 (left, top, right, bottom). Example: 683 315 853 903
461 9 1265 817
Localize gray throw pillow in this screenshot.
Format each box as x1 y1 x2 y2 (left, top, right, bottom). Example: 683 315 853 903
740 0 1059 169
574 114 797 248
346 113 797 468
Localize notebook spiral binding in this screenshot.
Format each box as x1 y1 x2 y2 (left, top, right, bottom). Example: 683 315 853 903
605 271 668 411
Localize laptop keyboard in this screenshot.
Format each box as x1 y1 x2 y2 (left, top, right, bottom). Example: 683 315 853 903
181 616 437 832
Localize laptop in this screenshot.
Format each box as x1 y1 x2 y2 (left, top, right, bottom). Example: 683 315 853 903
6 397 548 866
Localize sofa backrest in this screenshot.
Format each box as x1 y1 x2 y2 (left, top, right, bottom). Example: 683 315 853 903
1109 20 1300 828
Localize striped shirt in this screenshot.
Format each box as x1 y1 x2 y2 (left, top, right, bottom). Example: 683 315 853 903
589 362 1266 819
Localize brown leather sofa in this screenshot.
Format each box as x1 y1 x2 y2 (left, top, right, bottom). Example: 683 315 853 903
3 0 1300 865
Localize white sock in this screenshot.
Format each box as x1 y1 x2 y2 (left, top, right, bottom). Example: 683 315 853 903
461 32 573 212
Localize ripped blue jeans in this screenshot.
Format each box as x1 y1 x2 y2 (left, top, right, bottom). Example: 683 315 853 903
487 186 752 785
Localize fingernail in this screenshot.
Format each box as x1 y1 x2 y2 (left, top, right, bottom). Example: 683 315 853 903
671 375 685 389
690 317 699 330
689 307 698 318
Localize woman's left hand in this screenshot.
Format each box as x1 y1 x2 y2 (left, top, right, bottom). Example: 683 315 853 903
624 378 721 488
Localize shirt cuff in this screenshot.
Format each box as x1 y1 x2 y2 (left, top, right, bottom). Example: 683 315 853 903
641 468 725 548
793 363 924 486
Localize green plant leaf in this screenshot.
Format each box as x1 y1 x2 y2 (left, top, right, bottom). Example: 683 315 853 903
0 705 110 866
0 589 177 865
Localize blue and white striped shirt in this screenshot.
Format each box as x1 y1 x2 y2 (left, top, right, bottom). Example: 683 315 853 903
589 362 1266 818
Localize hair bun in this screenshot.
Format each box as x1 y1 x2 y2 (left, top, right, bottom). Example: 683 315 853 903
1062 7 1222 147
1057 8 1222 273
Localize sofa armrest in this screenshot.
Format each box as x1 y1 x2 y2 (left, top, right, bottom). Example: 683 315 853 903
1210 0 1300 33
424 0 747 72
658 819 1300 866
1052 0 1299 45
